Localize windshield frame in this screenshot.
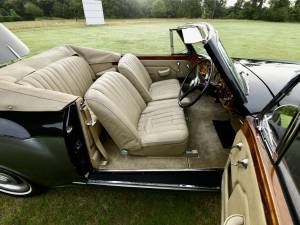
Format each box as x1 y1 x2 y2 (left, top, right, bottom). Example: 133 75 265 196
171 23 248 105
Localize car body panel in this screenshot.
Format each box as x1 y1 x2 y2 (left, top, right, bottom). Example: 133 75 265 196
237 59 300 95
0 104 89 186
0 136 81 186
234 61 274 114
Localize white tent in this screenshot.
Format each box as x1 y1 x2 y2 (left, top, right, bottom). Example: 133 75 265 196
82 0 105 25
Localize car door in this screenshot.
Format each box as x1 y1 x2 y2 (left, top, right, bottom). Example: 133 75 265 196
138 54 195 82
222 75 300 225
137 30 195 82
222 127 267 225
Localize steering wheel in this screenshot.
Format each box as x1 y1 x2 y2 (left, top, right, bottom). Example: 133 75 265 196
178 58 213 108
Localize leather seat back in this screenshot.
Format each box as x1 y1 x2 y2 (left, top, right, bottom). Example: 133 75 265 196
18 56 94 97
85 72 146 151
118 53 153 102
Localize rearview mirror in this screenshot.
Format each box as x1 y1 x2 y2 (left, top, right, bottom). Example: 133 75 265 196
182 27 204 44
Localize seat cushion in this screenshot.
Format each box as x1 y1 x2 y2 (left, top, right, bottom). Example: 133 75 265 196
118 53 153 102
150 79 180 101
136 99 188 156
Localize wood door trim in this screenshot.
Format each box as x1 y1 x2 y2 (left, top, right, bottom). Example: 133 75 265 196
242 117 293 225
136 54 199 63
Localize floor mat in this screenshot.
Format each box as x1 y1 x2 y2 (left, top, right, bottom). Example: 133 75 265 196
213 120 236 149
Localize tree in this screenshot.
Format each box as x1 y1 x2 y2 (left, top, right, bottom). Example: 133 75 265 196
151 0 167 18
2 0 25 18
214 0 227 18
290 0 300 21
68 0 83 19
267 0 290 21
51 0 64 17
37 0 54 17
24 2 44 18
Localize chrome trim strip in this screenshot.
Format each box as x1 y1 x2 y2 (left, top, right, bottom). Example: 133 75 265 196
95 168 223 172
73 180 220 192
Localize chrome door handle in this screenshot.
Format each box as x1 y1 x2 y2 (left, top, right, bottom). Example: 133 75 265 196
232 158 249 169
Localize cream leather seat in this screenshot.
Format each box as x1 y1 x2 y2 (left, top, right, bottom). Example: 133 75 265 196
118 53 180 102
18 56 95 96
85 71 188 156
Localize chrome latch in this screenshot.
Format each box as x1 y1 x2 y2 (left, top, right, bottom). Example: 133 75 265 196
232 158 249 169
186 149 199 157
177 61 181 71
120 149 128 156
231 142 243 151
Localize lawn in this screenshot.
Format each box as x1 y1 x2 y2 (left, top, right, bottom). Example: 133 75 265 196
4 18 300 61
0 18 300 225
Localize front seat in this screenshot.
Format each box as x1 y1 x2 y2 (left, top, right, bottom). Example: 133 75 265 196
118 53 180 102
85 72 188 156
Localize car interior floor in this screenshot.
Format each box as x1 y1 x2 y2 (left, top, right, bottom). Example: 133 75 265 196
99 95 240 171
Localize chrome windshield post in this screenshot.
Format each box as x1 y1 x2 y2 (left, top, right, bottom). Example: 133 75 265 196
169 29 174 55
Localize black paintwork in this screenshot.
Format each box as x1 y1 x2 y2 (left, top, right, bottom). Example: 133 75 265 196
63 103 91 176
0 111 64 138
234 59 300 114
89 169 223 190
0 103 89 186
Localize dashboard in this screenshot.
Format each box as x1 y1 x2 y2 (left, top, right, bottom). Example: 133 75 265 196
198 58 236 111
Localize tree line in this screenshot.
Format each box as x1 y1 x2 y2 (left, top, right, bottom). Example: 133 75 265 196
0 0 299 22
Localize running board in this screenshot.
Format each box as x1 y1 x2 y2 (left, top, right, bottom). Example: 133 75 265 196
85 169 223 191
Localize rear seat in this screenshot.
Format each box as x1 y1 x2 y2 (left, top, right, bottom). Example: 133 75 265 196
85 71 188 156
18 56 94 97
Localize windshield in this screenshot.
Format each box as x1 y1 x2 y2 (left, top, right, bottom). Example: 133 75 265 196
191 42 207 55
191 40 247 94
0 24 29 64
217 41 246 94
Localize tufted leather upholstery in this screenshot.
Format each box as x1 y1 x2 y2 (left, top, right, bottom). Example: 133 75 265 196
85 72 188 156
150 79 180 101
18 56 95 97
118 53 153 101
118 54 180 102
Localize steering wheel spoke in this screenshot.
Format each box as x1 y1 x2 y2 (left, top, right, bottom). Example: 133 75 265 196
178 58 213 108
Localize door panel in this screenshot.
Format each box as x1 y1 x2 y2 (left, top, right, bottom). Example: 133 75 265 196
138 55 195 82
222 130 267 225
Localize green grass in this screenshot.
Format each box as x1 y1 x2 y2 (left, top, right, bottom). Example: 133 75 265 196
1 18 300 225
0 186 220 225
4 18 300 61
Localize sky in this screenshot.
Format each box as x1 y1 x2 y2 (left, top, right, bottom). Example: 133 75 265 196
225 0 296 7
226 0 237 7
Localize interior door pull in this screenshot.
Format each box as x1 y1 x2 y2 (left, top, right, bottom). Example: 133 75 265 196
158 68 171 77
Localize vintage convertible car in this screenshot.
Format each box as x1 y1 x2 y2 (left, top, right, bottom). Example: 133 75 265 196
0 23 299 225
